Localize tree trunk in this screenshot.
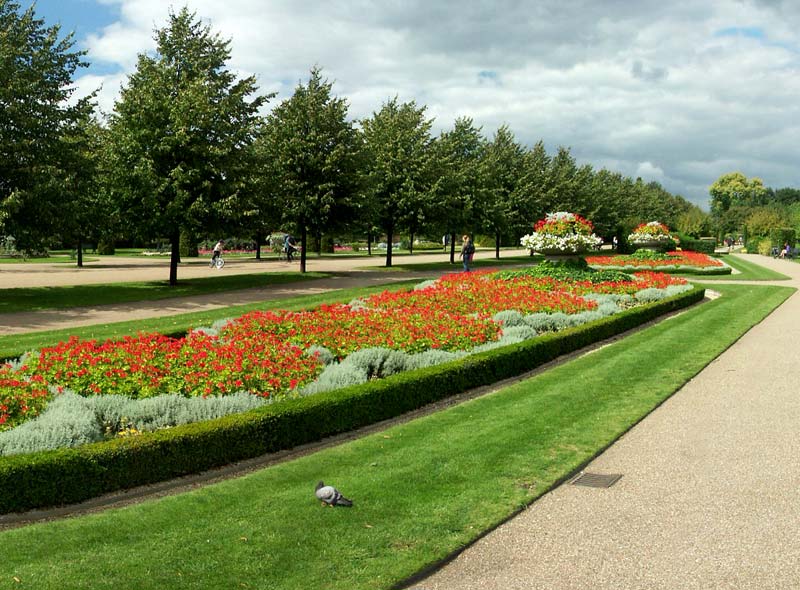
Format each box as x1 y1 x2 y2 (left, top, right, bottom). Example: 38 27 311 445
255 233 262 260
300 223 307 274
367 231 372 256
495 230 501 259
169 232 180 286
449 232 457 264
385 223 393 267
76 237 83 268
409 232 414 255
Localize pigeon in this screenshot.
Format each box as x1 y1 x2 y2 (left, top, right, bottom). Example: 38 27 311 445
315 481 353 507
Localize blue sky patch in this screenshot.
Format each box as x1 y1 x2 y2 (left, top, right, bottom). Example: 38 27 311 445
715 26 766 40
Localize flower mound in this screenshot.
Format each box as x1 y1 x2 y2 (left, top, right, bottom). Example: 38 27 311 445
586 251 724 269
628 221 673 245
520 212 603 254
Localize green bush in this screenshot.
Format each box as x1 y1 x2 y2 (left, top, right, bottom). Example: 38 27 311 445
96 237 115 256
179 231 199 258
0 287 704 514
769 228 795 250
673 233 716 254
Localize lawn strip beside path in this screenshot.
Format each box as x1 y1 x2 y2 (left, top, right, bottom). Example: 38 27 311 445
0 279 426 360
0 272 329 314
693 252 790 281
0 282 790 590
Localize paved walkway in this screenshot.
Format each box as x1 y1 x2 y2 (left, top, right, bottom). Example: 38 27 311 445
415 253 800 590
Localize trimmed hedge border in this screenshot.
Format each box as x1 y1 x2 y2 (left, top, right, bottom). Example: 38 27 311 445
0 287 705 515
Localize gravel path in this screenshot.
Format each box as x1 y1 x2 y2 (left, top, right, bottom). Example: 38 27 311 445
414 253 800 590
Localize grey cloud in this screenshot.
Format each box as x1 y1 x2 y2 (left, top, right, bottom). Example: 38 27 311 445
71 0 800 208
631 61 668 83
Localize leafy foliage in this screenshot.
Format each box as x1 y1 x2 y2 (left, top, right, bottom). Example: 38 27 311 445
361 98 435 267
106 7 269 284
0 0 93 252
260 67 362 272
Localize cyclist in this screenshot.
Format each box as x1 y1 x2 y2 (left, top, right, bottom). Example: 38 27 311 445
210 239 224 266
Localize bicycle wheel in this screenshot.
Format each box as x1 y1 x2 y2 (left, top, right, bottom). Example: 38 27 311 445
215 258 225 269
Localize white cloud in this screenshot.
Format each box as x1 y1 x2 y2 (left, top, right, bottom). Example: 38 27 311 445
67 0 800 208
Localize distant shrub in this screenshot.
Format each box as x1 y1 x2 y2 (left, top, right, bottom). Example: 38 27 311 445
493 310 526 327
343 347 409 379
299 363 369 396
306 345 335 366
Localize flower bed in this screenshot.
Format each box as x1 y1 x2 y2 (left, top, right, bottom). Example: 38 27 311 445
586 250 729 274
0 269 690 440
520 212 603 254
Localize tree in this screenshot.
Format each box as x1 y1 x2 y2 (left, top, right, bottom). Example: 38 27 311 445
745 206 790 238
361 98 434 267
481 125 524 258
260 67 362 273
55 109 112 266
106 7 268 284
510 141 551 248
675 206 711 238
709 172 767 217
434 117 486 263
0 0 91 252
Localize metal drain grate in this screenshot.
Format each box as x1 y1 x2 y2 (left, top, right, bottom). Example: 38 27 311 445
570 472 622 488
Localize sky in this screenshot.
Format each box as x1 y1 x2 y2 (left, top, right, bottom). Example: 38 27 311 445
28 0 800 209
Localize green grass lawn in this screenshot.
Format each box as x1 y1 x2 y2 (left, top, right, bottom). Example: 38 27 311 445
0 281 791 590
0 256 100 264
692 253 791 281
368 253 539 272
0 272 329 315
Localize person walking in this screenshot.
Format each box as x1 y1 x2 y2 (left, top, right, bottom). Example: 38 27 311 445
459 234 475 272
283 234 297 262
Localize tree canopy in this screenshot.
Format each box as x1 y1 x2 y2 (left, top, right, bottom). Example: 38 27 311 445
0 0 92 251
361 98 434 267
709 172 767 216
106 7 268 283
260 67 362 272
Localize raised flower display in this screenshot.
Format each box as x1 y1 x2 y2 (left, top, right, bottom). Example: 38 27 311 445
520 212 603 255
586 250 728 274
628 221 674 247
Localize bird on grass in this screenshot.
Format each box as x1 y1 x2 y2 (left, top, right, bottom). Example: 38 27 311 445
315 481 353 507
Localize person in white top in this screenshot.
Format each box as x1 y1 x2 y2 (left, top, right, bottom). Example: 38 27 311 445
211 240 224 263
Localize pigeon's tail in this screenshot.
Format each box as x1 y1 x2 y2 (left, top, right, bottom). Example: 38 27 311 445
336 496 353 507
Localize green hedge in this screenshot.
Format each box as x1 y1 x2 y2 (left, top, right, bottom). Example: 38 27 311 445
677 235 716 254
0 287 705 515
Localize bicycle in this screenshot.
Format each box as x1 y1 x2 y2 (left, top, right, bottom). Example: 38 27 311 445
209 255 225 269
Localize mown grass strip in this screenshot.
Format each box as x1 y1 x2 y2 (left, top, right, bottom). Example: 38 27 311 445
0 282 791 590
0 280 425 361
692 254 790 281
367 253 538 272
0 271 329 314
